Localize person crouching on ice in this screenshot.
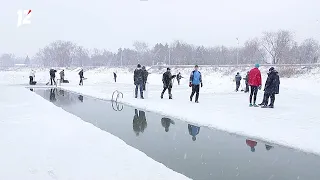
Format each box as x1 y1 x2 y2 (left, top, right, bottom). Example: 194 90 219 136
248 63 262 107
235 72 242 92
161 67 176 99
29 70 35 85
259 67 280 108
189 65 203 103
134 64 144 99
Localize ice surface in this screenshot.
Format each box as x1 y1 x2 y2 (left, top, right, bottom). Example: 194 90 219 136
0 85 190 180
1 67 320 156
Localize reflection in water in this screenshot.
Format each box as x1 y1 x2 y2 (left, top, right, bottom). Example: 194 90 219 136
49 88 56 102
161 117 175 132
132 109 147 136
58 89 65 96
78 95 84 102
266 144 274 151
246 139 257 152
188 124 200 141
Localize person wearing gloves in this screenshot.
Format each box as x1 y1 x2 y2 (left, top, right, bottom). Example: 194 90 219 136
29 70 36 85
260 67 280 108
189 65 203 103
248 63 262 107
161 67 176 99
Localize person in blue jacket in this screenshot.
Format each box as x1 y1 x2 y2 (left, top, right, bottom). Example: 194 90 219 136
189 65 203 103
188 124 200 141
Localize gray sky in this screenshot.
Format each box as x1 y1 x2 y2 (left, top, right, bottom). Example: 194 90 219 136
1 0 319 57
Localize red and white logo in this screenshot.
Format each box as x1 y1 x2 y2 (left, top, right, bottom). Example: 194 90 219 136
17 9 32 27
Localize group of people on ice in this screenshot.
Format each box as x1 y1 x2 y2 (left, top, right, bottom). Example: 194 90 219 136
234 63 280 108
133 64 202 103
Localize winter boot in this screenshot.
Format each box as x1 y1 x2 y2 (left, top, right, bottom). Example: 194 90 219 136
268 104 274 108
169 94 172 99
161 93 164 99
253 104 259 107
249 103 253 107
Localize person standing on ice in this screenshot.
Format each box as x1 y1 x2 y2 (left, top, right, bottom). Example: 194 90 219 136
248 63 262 107
260 67 280 108
176 72 183 85
161 67 176 99
134 64 145 99
243 71 250 93
78 69 84 86
142 66 148 91
189 65 203 103
234 72 242 91
113 72 117 82
246 139 257 152
29 70 35 85
59 70 65 84
188 124 200 141
49 69 57 85
161 117 175 132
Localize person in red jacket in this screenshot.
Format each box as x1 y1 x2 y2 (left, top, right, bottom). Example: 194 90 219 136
248 63 262 107
246 139 257 152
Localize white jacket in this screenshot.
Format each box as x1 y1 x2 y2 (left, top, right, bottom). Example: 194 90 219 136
29 71 35 77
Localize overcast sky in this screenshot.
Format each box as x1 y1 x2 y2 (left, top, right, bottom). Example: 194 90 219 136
1 0 319 57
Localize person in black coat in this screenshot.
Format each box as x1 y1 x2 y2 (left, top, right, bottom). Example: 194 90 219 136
113 72 117 82
49 69 57 85
176 72 183 85
260 67 280 108
234 72 242 91
79 69 84 86
134 64 145 99
161 68 176 99
142 66 148 91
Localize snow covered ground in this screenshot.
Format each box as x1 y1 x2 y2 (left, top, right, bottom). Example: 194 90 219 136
1 66 320 158
0 85 190 180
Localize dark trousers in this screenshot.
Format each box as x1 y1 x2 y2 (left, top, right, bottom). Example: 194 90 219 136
79 77 83 85
236 81 240 91
114 77 116 82
29 76 33 85
161 86 172 98
249 86 258 104
60 77 64 83
135 83 143 98
262 92 275 106
190 84 200 102
245 82 249 92
177 79 180 85
143 82 146 91
50 77 56 85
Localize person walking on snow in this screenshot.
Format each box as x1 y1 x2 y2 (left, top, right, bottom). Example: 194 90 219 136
248 63 262 107
260 67 280 108
59 70 65 84
113 72 117 82
79 69 84 86
243 71 250 93
189 65 203 103
161 68 176 99
235 72 242 91
142 66 148 91
134 64 145 99
29 70 35 85
188 124 200 141
176 72 183 85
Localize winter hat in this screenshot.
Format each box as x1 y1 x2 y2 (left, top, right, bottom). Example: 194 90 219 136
167 67 171 71
137 64 141 68
142 66 146 70
237 72 239 74
269 67 275 72
195 65 199 68
254 63 260 68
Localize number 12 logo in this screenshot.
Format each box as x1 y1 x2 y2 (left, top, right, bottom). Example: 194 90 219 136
17 9 32 27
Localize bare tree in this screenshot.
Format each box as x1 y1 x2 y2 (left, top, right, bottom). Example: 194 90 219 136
299 38 319 64
0 53 15 67
242 38 266 64
261 30 294 64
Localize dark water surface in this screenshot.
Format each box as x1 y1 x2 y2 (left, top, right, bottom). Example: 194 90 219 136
34 88 320 180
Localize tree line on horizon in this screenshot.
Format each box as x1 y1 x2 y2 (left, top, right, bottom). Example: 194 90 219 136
0 30 319 67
